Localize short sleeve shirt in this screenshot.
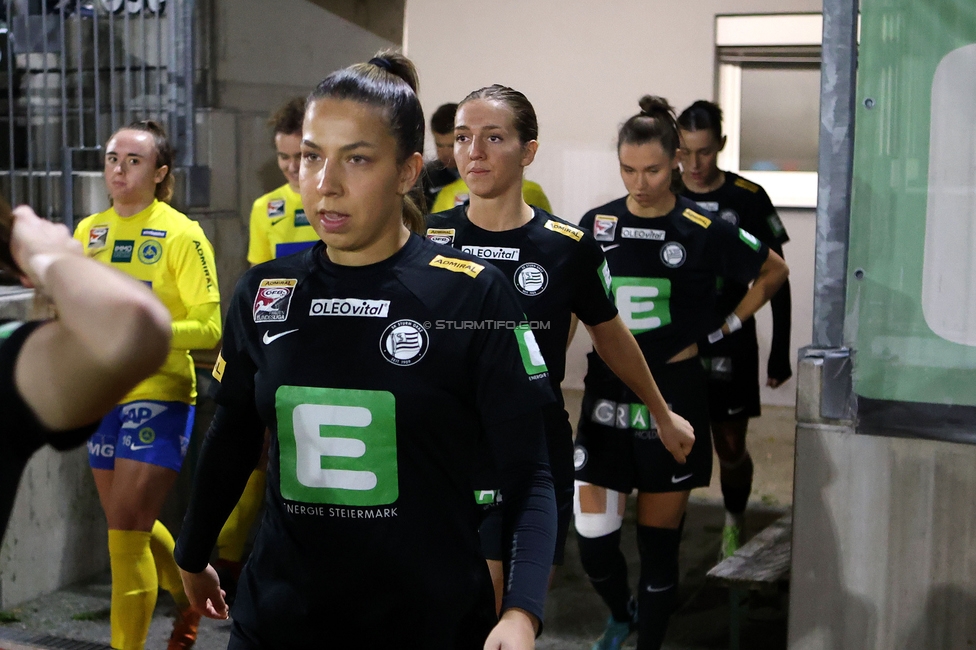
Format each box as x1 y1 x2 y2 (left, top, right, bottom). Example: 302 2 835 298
579 195 769 367
425 206 617 399
247 183 319 265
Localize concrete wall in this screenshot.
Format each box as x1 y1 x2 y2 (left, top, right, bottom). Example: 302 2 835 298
789 358 976 649
404 0 822 406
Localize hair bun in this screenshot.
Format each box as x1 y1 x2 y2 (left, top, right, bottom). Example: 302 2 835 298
367 49 420 94
638 95 674 116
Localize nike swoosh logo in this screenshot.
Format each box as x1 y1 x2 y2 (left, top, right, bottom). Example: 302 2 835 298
671 473 694 484
601 244 620 252
270 216 288 226
263 329 299 344
646 583 675 593
129 444 153 451
727 406 745 415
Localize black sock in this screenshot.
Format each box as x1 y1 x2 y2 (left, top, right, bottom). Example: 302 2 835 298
720 452 754 516
635 524 682 650
577 529 632 623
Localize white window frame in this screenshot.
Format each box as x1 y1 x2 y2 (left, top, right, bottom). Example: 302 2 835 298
715 14 824 209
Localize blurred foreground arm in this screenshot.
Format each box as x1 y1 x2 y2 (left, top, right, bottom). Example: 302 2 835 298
11 206 171 430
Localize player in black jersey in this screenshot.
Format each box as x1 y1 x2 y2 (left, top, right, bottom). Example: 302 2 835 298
677 100 793 558
425 85 695 612
575 97 789 650
174 52 557 650
0 200 170 544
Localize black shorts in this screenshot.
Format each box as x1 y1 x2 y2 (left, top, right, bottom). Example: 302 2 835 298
700 317 761 421
573 353 712 494
480 406 573 565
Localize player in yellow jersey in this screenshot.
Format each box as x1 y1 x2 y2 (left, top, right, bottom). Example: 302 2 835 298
246 98 318 265
431 175 552 214
73 121 221 650
214 99 317 599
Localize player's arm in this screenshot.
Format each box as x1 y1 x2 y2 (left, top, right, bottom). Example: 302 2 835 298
174 290 262 619
720 250 788 337
766 242 792 387
10 206 171 430
171 229 222 350
586 316 695 464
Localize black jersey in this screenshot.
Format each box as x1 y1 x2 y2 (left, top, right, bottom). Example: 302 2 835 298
178 237 555 647
682 172 788 316
421 161 461 212
0 321 96 541
425 206 618 401
579 196 769 366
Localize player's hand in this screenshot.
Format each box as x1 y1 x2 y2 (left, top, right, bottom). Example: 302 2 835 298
179 565 229 620
484 608 537 650
10 205 83 289
656 410 695 464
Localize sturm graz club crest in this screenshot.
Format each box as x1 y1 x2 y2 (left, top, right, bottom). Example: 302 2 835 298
514 263 548 296
380 320 429 366
660 242 686 268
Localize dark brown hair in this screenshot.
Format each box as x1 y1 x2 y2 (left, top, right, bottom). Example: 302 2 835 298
308 49 426 234
677 100 724 142
269 97 306 138
113 119 175 203
458 85 538 145
430 103 458 135
0 193 17 275
618 95 683 193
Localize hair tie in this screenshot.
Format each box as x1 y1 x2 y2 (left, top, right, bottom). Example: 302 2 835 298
368 57 392 72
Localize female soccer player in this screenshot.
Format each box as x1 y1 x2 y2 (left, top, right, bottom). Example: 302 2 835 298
73 121 222 650
425 85 694 611
174 52 557 650
677 100 792 557
574 97 788 650
1 200 170 543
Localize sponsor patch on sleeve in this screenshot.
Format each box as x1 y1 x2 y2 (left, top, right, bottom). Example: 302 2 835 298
212 351 226 382
544 219 584 241
428 255 484 278
267 199 286 217
592 215 618 241
88 226 109 250
738 229 762 251
598 260 612 296
682 209 711 229
767 212 786 238
425 228 456 245
253 278 298 322
515 324 549 378
734 177 760 193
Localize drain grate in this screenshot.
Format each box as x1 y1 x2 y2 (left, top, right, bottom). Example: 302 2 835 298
0 628 112 650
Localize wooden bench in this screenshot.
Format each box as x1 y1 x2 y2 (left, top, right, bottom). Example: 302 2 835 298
706 511 792 650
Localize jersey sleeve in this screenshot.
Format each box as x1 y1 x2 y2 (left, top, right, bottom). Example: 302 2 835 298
570 233 618 326
247 197 273 265
705 219 769 288
210 280 257 409
172 223 221 309
522 182 552 213
469 277 555 427
753 186 789 247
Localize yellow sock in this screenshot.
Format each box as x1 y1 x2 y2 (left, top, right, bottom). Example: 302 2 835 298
108 530 157 650
149 520 190 610
216 469 266 561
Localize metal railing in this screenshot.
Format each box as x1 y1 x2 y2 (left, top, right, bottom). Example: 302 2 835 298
1 0 200 226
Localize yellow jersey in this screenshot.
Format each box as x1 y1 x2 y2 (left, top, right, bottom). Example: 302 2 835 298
247 183 319 265
74 200 221 404
430 178 552 214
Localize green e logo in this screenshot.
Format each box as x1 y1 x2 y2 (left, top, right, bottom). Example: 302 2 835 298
276 386 398 506
611 277 672 334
